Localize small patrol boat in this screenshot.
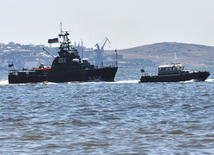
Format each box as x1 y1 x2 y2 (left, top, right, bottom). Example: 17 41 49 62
139 63 210 82
8 64 51 84
8 27 118 84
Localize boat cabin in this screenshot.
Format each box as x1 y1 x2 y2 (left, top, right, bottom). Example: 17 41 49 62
158 63 184 76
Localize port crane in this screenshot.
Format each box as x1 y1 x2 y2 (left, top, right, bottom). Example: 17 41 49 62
94 37 111 66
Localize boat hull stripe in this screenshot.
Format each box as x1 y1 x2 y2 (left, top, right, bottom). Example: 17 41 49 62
81 70 86 81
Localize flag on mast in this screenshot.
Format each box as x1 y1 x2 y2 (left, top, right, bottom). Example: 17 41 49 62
8 62 14 67
48 38 59 44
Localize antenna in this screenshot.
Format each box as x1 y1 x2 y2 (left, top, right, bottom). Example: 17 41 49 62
60 22 63 34
115 48 118 67
174 53 177 63
81 38 83 58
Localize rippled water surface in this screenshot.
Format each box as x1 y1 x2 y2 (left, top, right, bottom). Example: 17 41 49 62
1 67 214 154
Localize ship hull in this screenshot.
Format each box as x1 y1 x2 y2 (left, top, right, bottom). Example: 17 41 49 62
8 67 118 84
47 67 118 82
140 71 210 83
8 74 47 84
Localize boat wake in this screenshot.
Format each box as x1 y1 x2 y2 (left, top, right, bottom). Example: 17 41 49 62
0 80 9 85
114 80 139 84
0 80 140 85
2 79 212 85
181 79 195 83
0 80 58 85
206 79 214 82
180 78 214 83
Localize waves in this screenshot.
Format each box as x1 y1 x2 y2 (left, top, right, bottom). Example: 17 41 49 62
1 73 214 154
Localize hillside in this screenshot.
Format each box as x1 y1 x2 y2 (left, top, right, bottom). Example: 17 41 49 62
1 42 214 70
109 42 214 67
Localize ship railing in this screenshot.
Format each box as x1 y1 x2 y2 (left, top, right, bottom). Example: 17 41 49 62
8 70 18 76
95 62 117 68
141 72 154 77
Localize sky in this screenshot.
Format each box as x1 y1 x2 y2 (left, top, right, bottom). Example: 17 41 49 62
0 0 214 49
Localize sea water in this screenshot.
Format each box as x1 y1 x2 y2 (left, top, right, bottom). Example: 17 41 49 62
0 67 214 154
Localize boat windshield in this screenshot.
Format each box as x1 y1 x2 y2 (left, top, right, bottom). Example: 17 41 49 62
158 63 184 71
